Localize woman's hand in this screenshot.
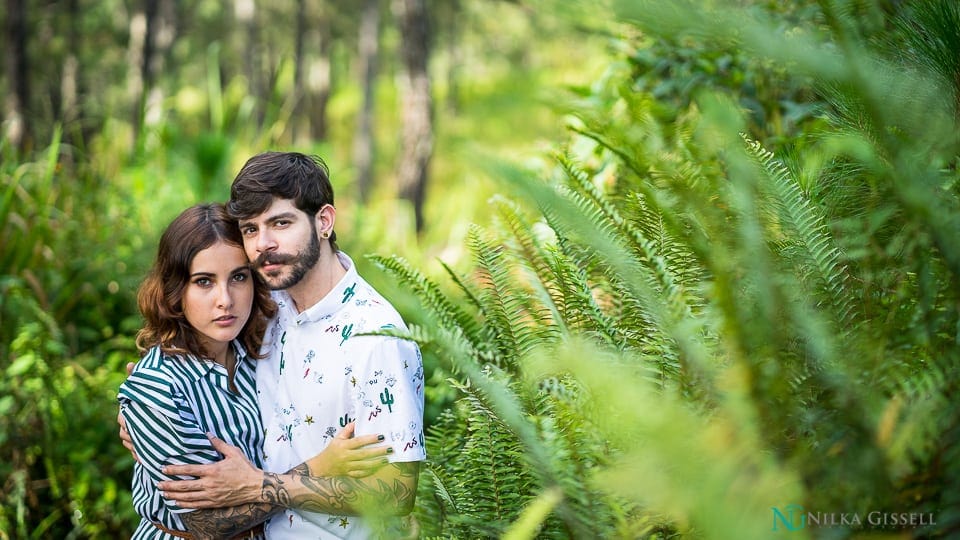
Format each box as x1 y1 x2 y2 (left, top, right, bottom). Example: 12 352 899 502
305 422 390 478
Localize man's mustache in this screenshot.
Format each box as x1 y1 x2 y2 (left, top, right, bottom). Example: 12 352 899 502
253 252 295 269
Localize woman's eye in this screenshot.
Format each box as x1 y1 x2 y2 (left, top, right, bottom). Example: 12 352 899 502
233 272 249 282
194 278 212 287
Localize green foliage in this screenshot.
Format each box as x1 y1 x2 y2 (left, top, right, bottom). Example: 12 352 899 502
1 132 142 538
365 2 960 538
3 1 959 538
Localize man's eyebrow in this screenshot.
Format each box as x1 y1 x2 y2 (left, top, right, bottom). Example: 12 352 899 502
266 212 298 224
240 212 298 229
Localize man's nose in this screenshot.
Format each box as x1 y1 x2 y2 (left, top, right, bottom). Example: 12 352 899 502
256 228 277 253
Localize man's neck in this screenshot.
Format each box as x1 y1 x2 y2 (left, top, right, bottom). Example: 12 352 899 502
286 249 347 313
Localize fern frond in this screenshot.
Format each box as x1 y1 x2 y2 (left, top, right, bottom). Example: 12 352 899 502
466 224 551 368
490 197 569 340
535 186 688 383
541 241 621 345
557 153 696 324
367 254 489 354
372 323 489 377
743 136 858 330
435 398 531 537
438 259 485 315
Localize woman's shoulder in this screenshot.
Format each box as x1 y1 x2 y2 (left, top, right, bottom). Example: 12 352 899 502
118 347 196 418
122 346 210 395
131 346 193 376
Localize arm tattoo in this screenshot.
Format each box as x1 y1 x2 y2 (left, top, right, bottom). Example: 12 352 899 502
180 502 275 539
260 462 419 516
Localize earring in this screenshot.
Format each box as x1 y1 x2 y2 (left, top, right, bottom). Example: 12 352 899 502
322 231 330 239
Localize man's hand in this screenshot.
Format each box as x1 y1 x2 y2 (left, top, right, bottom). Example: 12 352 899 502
118 362 139 462
159 433 263 509
118 412 139 462
305 422 390 478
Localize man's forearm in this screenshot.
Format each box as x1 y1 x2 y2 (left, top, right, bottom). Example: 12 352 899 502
260 461 420 517
180 503 275 539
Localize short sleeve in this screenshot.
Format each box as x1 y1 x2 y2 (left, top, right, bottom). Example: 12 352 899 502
352 337 426 462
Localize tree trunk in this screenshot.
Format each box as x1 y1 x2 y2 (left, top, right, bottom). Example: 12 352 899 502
291 0 308 143
308 6 332 141
442 0 462 113
353 0 380 202
4 0 32 153
126 8 145 141
392 0 433 234
61 0 83 150
128 0 176 148
137 0 160 143
234 0 263 125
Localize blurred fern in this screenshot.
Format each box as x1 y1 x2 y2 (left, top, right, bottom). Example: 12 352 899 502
366 2 960 538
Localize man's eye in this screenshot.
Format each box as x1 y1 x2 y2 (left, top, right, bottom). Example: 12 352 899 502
241 227 257 236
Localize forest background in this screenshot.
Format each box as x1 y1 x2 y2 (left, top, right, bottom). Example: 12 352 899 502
2 0 959 538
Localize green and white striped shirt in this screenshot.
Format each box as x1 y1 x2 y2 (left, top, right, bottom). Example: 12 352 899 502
118 342 265 539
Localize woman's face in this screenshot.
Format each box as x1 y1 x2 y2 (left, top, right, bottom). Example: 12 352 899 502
182 241 254 361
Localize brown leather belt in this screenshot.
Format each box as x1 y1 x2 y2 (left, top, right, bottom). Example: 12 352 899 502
152 521 265 539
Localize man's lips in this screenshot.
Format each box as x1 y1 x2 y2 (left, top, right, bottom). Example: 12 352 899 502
255 253 293 270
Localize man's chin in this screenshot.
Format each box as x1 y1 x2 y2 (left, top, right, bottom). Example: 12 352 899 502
258 269 289 289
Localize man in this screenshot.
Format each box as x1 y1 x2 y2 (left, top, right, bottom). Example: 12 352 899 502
127 152 425 539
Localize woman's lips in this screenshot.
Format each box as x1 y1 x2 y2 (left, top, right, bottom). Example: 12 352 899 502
213 315 237 327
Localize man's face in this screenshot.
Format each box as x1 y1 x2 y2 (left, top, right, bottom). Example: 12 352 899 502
238 198 321 290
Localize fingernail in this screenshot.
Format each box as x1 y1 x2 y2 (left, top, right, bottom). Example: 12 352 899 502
377 434 385 441
386 447 393 454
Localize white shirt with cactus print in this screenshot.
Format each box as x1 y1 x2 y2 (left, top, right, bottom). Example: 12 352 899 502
257 252 425 540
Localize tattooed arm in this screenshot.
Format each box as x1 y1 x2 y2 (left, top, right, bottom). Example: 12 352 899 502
159 429 410 516
179 504 274 539
260 460 420 516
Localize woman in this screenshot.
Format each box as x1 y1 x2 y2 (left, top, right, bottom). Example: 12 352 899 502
118 204 385 539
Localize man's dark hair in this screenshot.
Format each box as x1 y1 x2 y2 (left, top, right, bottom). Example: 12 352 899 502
228 151 338 247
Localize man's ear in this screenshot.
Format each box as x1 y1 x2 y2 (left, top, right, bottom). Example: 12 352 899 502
317 204 336 238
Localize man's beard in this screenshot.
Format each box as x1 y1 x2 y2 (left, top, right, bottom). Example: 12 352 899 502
254 229 321 290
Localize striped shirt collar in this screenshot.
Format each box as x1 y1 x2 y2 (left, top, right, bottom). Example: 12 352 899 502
168 339 251 383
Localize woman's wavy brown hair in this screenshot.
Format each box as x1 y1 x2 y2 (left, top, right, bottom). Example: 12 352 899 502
135 203 276 359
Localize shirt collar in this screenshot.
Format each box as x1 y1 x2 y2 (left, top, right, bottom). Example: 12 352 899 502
175 339 250 382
